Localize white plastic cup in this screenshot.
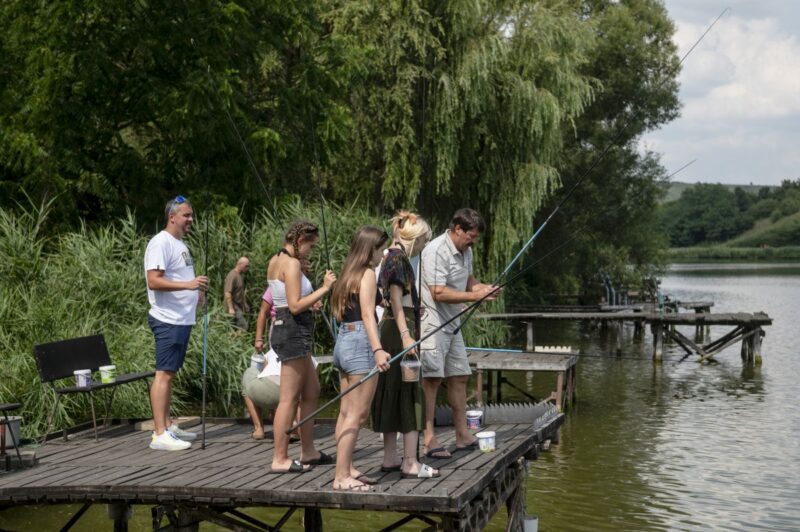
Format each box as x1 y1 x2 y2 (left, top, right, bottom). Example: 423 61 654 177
476 430 496 452
73 369 92 388
99 365 116 384
524 515 539 532
251 353 266 372
466 409 483 430
400 356 421 382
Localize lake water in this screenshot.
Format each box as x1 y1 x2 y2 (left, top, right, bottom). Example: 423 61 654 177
2 263 798 530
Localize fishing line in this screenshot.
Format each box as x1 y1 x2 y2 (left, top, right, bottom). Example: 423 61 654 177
453 9 730 335
201 210 209 449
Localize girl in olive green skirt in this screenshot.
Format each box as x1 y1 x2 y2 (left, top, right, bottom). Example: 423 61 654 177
371 212 440 479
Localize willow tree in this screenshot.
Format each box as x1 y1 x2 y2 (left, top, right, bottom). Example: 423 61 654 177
323 0 595 272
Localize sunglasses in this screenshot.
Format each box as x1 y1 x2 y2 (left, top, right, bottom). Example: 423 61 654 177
174 195 187 203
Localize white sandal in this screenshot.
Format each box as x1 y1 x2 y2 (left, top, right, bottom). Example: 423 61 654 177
402 463 440 479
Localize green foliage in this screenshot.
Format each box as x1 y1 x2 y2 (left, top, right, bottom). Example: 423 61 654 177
659 179 800 247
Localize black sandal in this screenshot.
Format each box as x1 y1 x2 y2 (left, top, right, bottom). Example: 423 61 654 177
269 459 312 474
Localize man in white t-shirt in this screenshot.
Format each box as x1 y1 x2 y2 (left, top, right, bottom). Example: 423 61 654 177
144 196 209 451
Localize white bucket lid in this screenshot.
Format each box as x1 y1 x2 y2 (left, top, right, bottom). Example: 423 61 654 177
476 431 495 438
73 369 92 375
466 410 483 417
99 365 116 371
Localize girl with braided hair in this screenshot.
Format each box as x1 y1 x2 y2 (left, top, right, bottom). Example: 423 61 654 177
267 220 336 473
371 211 439 479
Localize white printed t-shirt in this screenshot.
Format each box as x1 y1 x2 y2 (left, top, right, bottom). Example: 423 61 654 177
144 230 199 325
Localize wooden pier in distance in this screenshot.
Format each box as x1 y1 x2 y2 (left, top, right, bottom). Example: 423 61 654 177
0 413 563 531
478 309 771 364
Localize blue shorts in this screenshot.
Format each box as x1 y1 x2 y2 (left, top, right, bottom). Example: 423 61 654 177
333 321 374 376
148 315 193 372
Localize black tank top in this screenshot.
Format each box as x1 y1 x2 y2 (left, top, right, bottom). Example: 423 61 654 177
342 291 383 323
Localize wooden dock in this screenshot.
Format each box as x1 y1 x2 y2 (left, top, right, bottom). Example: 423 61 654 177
467 350 578 412
478 311 772 364
0 414 563 531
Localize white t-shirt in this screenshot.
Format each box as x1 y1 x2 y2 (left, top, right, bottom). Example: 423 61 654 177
144 230 199 325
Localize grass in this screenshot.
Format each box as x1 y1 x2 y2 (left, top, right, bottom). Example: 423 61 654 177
0 198 508 437
724 211 800 247
667 245 800 262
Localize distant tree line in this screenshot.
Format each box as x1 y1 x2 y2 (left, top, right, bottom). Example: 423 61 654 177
658 179 800 247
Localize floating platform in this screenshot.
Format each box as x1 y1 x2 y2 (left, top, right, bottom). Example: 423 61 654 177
0 410 563 531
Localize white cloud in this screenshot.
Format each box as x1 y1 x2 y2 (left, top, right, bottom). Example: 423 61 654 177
676 16 800 121
642 5 800 186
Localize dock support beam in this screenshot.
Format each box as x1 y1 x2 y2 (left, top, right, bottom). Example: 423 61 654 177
107 502 132 532
525 321 534 352
652 323 663 362
740 327 764 366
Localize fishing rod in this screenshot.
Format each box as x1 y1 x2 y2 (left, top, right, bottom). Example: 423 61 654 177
452 9 729 335
308 110 338 340
201 212 209 449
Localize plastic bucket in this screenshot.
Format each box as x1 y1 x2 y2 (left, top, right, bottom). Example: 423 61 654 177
99 365 116 384
1 416 22 448
476 430 496 452
251 353 266 372
466 410 483 430
73 369 92 388
400 355 421 382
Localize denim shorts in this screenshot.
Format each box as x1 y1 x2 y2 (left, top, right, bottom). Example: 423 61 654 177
333 321 375 376
148 315 193 372
271 307 314 362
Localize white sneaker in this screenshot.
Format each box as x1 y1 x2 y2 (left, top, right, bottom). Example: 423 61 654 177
168 424 198 441
149 431 191 451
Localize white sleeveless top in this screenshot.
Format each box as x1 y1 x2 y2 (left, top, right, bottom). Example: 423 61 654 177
268 274 313 308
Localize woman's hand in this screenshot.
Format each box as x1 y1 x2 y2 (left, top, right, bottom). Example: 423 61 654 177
323 270 337 290
254 339 265 353
374 348 391 372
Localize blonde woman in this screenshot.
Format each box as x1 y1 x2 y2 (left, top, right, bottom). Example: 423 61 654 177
330 226 391 491
371 212 439 479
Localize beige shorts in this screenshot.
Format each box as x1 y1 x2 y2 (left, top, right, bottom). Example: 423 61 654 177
420 323 471 379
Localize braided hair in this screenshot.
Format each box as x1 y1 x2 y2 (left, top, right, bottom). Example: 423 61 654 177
284 220 320 259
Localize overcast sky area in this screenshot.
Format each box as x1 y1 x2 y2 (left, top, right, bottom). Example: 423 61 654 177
640 0 800 186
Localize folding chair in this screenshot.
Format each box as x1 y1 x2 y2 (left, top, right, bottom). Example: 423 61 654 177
33 334 154 443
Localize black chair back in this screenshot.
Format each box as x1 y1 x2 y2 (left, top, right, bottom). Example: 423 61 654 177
33 334 112 383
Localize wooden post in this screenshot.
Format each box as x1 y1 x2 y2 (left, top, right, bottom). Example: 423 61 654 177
304 508 323 531
652 322 663 362
555 371 565 412
754 328 763 365
740 327 752 364
526 321 534 352
107 502 131 532
475 369 484 406
505 459 527 532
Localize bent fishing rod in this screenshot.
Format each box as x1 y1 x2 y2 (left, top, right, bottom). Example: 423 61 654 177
452 8 729 335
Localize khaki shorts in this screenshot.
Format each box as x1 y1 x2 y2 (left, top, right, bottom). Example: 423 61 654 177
420 323 471 379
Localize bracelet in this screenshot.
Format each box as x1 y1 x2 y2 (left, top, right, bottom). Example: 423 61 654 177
372 347 385 354
399 328 410 336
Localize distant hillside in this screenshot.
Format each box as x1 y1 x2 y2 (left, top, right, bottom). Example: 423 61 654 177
662 181 775 203
724 211 800 247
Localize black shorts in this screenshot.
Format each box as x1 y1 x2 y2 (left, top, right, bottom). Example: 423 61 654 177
270 308 314 362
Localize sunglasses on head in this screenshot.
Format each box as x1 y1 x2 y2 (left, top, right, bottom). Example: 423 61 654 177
174 195 187 204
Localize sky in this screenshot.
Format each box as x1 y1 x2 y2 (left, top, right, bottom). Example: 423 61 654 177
640 0 800 186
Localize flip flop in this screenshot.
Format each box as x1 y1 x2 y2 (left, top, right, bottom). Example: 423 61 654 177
454 441 479 452
424 447 452 459
355 474 378 485
401 463 440 479
301 450 334 465
269 460 312 474
332 479 373 492
251 431 266 441
380 464 402 473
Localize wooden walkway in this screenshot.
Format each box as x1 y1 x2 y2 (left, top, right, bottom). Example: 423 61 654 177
478 311 772 364
0 415 563 531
